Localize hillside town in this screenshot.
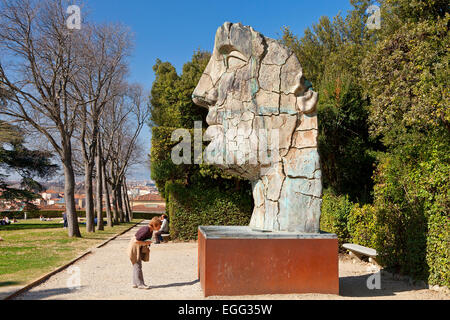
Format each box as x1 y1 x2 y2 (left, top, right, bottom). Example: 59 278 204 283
0 180 165 215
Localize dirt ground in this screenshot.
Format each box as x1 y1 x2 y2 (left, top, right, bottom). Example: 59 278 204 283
11 221 450 300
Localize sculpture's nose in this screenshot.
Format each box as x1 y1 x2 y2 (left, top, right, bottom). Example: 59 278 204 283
192 74 218 108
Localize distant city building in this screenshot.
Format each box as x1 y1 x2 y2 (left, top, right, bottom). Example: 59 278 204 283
1 181 158 214
74 194 86 209
41 190 62 201
131 193 165 214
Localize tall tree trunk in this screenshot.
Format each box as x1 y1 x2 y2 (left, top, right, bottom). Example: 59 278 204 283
117 184 124 223
122 182 130 222
102 161 113 227
127 193 133 221
110 163 120 224
111 185 119 224
95 142 104 231
62 152 81 238
84 163 95 233
123 179 133 221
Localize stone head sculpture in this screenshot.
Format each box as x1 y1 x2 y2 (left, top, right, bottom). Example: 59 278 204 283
193 22 322 233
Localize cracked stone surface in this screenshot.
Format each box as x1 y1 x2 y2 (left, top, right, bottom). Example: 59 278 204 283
193 22 322 233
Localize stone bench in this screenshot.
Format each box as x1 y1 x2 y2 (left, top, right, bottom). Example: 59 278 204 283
343 243 379 265
161 234 171 243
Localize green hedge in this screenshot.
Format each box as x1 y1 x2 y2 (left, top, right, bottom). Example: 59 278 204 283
1 210 87 219
2 211 161 223
1 210 135 220
348 204 378 249
319 191 355 248
427 213 450 287
132 212 162 220
368 136 450 285
320 189 449 286
166 182 253 241
319 142 449 287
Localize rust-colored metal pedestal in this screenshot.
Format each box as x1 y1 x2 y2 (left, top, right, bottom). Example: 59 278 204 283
198 226 339 297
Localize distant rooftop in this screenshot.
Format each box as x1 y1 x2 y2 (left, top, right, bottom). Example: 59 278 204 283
133 194 164 202
44 190 61 194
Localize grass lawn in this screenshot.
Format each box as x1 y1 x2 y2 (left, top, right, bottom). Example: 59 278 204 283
0 219 142 288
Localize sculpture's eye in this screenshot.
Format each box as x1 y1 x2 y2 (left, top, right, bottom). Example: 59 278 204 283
224 50 247 70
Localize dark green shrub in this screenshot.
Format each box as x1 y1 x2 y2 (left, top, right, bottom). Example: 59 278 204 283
132 212 161 220
1 210 86 219
427 213 450 287
348 204 378 249
320 191 355 247
370 133 449 283
166 182 253 241
0 211 116 220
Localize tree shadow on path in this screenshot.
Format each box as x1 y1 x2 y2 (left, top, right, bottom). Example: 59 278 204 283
14 286 86 300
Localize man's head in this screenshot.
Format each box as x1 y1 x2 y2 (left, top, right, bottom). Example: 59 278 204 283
149 217 162 231
192 22 319 181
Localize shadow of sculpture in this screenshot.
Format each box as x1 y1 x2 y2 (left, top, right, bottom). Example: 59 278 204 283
150 279 200 290
339 273 424 298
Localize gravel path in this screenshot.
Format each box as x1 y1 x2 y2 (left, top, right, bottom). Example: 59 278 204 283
14 221 449 300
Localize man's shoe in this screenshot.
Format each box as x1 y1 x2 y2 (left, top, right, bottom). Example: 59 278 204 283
138 285 150 290
132 285 138 288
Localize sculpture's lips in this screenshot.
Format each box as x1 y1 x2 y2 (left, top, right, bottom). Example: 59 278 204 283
193 95 216 108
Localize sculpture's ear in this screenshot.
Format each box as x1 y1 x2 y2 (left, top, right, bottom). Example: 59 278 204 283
297 90 319 114
291 71 306 96
291 71 319 114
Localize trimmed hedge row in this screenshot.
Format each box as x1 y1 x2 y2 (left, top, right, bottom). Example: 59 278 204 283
1 211 161 221
319 192 353 248
347 204 378 249
320 190 449 287
166 182 253 241
133 212 162 220
426 213 449 287
1 210 85 219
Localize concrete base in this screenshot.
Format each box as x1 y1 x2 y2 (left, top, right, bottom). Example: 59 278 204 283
198 226 339 297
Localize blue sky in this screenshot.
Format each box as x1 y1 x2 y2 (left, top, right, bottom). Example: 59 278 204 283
85 0 354 179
